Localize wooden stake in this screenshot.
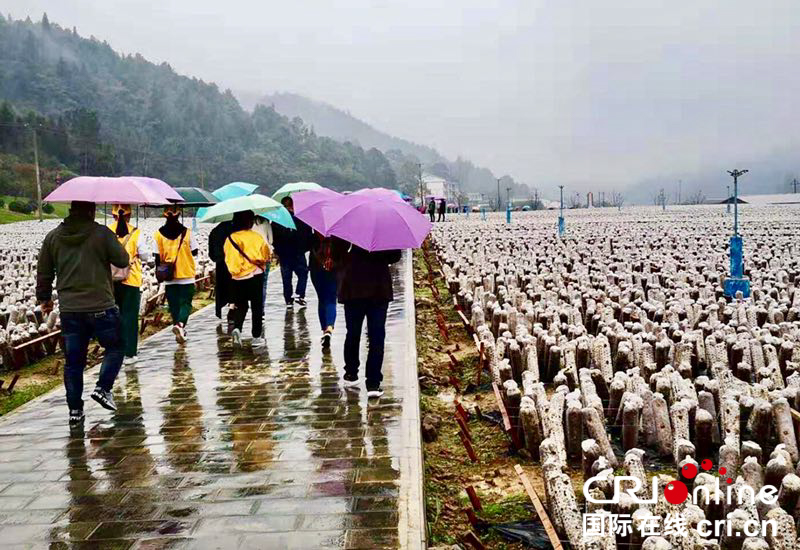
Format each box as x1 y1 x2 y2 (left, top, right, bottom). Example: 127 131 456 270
514 464 563 550
492 382 520 448
462 531 486 550
466 485 483 512
456 414 472 441
458 430 478 462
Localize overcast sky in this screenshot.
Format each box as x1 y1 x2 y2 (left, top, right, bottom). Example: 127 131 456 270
5 0 800 192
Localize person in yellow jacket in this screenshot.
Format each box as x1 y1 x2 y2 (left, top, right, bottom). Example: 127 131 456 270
153 204 198 344
223 210 269 347
109 204 151 362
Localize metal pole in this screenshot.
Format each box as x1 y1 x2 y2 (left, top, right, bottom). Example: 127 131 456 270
496 178 501 211
726 185 731 214
32 126 42 222
733 175 739 236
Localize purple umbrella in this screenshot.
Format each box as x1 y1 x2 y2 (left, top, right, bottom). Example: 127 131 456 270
126 176 183 202
352 187 405 202
302 191 432 251
292 188 344 234
45 176 174 205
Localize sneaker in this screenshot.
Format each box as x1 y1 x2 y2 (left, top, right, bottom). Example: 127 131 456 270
232 328 242 346
173 324 187 344
69 409 85 426
321 332 332 349
343 373 360 390
367 387 384 398
295 296 307 309
252 337 265 347
123 356 137 365
90 387 116 412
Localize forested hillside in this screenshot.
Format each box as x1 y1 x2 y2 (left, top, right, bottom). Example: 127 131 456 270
255 92 531 200
0 14 398 198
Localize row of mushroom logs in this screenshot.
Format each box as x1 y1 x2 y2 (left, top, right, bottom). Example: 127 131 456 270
432 205 800 549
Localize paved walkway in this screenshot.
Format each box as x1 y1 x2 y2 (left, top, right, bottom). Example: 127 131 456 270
0 253 424 549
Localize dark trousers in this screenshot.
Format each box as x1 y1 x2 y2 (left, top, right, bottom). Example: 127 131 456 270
279 254 308 304
61 307 124 411
310 268 338 330
113 282 141 358
344 299 389 390
231 274 265 338
429 211 435 222
438 211 445 221
165 284 195 326
214 262 232 318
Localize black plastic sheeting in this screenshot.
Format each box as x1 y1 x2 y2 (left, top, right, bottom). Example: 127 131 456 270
492 521 567 549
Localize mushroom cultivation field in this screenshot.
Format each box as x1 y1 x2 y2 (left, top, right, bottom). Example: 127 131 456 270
0 218 212 369
432 204 800 549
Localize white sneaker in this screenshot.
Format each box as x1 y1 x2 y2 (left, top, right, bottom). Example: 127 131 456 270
232 328 242 346
173 324 187 344
367 388 384 398
123 356 137 365
252 337 265 347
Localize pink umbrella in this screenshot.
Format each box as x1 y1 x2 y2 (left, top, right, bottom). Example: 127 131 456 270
45 176 174 205
296 190 432 251
126 176 183 202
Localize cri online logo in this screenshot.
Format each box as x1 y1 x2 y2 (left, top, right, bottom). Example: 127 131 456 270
583 458 779 506
665 459 729 504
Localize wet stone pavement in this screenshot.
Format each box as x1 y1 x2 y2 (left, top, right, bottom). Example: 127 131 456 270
0 252 424 549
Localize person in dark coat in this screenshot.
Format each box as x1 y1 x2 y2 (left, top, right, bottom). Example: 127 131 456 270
36 201 129 426
334 239 401 398
272 197 312 308
427 199 436 222
208 220 234 325
437 199 446 222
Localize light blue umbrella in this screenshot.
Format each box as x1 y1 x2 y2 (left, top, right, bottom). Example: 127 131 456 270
199 194 296 229
196 181 259 219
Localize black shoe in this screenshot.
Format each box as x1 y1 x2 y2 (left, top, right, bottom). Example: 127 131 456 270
366 387 384 398
295 297 307 309
90 387 116 412
321 332 332 349
69 409 85 426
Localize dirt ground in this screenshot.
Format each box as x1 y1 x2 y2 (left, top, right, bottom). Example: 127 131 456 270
414 245 550 549
0 290 213 416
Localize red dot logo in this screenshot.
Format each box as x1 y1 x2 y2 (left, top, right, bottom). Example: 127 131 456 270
681 463 698 479
701 459 713 471
718 467 727 476
726 477 733 484
664 481 689 504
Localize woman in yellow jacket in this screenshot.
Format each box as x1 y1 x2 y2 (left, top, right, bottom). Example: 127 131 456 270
154 204 198 344
224 210 269 347
109 204 151 362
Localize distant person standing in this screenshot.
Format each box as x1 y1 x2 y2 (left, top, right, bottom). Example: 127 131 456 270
224 210 269 346
108 204 151 363
36 201 129 426
272 196 311 308
154 205 198 344
309 231 337 349
427 199 436 222
335 240 402 398
208 219 234 328
438 199 446 222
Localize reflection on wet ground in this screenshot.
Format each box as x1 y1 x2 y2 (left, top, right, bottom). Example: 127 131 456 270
0 254 421 549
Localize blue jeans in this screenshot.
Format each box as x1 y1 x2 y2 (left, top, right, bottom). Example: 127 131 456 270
344 300 389 390
279 254 308 304
310 268 337 331
60 307 124 411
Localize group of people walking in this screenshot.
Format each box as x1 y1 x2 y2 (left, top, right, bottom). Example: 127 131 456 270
427 198 447 222
37 196 401 426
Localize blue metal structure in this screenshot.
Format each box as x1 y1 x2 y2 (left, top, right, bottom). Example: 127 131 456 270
724 169 750 299
558 185 565 237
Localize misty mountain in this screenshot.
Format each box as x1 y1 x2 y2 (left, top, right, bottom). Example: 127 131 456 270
0 14 398 195
249 92 531 200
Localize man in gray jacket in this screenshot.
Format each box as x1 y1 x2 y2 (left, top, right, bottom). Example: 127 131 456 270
37 201 129 425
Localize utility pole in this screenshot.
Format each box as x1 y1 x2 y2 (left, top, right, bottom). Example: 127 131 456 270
31 125 42 222
496 178 501 211
678 180 682 205
417 163 423 207
506 186 512 224
726 185 731 214
792 178 799 193
728 169 748 236
725 168 750 298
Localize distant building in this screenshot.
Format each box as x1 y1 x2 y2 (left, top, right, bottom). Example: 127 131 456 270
422 174 461 205
719 193 800 205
